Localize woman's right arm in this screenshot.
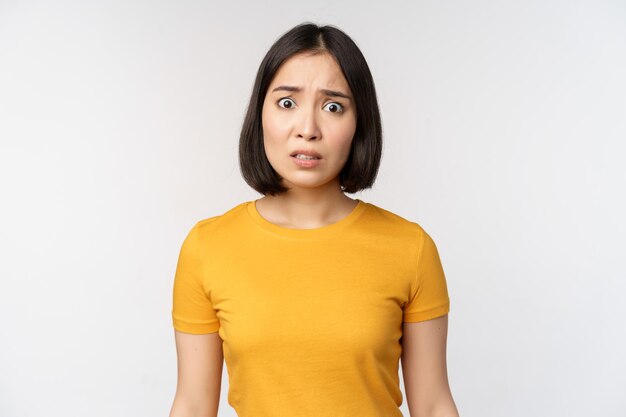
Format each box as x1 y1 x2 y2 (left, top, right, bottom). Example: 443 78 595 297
169 330 224 417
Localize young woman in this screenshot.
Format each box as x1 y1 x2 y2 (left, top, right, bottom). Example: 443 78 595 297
170 22 459 417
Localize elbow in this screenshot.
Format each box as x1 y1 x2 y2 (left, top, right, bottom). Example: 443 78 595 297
412 397 460 417
426 402 460 417
434 410 460 417
416 410 459 417
169 397 218 417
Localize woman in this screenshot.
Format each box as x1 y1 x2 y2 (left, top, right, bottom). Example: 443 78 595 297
170 22 459 417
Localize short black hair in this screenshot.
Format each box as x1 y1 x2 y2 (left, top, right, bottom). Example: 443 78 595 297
238 22 383 196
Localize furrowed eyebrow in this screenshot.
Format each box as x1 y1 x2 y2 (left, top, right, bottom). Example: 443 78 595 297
320 88 352 100
271 85 352 100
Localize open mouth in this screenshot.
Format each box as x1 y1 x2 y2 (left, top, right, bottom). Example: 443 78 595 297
291 154 321 160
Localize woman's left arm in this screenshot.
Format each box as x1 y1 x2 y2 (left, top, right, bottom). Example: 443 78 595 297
401 314 460 417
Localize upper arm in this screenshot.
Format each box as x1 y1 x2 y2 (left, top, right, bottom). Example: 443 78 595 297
169 330 224 417
170 222 223 416
401 314 458 417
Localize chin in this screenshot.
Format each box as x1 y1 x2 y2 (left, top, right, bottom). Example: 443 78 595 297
283 177 336 190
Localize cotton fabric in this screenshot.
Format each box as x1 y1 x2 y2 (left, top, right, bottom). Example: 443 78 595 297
172 199 450 417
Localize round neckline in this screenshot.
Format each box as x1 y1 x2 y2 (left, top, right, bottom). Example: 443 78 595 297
245 198 368 239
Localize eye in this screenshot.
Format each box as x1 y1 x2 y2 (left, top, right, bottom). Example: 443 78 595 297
277 98 296 109
323 102 344 113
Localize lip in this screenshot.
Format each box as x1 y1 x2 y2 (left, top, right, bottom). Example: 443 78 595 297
291 155 321 168
290 149 322 159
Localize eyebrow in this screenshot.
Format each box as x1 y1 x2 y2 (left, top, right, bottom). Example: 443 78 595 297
271 85 352 100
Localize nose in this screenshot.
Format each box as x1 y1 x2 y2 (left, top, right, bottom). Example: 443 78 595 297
295 105 321 140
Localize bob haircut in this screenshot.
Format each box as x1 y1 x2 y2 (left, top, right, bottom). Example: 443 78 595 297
238 22 383 196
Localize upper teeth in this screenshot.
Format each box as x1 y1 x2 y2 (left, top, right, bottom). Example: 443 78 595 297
295 154 318 160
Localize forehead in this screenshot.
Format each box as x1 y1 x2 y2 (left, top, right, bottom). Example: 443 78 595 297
269 52 350 91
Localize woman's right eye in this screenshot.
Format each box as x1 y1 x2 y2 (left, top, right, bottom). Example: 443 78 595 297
277 98 296 109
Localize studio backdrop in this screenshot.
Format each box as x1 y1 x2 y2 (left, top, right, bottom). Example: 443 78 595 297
0 1 624 416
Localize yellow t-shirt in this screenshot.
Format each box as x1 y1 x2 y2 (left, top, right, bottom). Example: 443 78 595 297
172 199 450 417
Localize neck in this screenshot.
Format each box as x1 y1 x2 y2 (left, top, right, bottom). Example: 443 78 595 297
256 183 357 229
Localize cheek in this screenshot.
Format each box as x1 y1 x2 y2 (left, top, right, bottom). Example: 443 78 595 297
329 119 357 156
262 108 288 142
261 110 287 162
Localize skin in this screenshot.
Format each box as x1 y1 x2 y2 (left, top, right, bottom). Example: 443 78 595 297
169 331 223 417
256 50 359 228
170 50 459 417
402 315 460 417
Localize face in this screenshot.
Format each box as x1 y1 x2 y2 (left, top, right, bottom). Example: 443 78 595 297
261 51 357 192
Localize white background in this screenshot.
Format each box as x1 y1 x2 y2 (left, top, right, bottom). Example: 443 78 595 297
1 1 625 416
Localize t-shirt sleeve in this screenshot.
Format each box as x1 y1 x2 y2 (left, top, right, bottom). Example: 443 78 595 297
403 227 451 322
171 223 220 334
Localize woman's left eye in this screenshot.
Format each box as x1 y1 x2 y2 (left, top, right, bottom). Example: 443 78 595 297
323 102 344 113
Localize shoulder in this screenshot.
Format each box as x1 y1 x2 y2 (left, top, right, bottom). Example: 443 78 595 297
188 201 250 238
363 201 430 240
